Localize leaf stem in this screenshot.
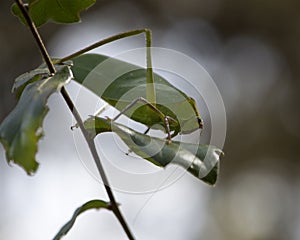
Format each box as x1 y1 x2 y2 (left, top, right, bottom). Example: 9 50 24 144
15 1 134 239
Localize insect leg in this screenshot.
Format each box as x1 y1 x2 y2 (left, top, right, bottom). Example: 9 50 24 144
55 29 156 103
143 127 151 135
94 103 110 116
112 97 176 143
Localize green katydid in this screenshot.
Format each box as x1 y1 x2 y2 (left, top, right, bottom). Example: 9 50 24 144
53 29 203 140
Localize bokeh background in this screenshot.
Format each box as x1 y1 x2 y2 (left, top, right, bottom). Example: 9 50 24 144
1 0 300 239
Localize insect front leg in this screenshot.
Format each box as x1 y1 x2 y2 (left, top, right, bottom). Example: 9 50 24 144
56 29 155 101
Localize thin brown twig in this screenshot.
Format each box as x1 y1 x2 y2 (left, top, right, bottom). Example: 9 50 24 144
14 1 134 239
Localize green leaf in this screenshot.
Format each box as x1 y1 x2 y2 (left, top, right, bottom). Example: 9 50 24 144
12 64 49 92
84 116 222 185
53 200 110 240
12 0 96 27
12 62 72 98
0 66 72 174
70 53 203 137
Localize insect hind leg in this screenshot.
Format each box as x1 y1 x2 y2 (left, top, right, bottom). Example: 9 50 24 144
112 97 176 143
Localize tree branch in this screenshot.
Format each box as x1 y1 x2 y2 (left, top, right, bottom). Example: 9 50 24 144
14 1 134 239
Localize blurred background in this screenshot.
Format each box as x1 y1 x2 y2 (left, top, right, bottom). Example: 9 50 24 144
1 0 300 239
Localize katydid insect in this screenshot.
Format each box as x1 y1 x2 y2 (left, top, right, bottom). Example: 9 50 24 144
54 29 203 141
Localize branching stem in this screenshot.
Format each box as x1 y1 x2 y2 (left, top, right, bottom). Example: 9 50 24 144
15 1 134 239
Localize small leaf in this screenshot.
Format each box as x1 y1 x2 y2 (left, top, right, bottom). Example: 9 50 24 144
12 64 49 92
12 0 96 27
12 62 72 98
53 200 110 240
0 66 72 174
85 117 222 185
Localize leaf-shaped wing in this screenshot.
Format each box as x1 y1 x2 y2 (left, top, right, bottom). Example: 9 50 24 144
84 117 222 185
71 53 203 136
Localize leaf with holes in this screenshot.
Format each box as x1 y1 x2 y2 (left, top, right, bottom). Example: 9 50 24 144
0 66 72 174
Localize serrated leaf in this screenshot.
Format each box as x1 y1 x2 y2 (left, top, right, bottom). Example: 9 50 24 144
12 0 96 27
84 116 222 185
0 66 72 174
71 53 203 137
53 200 110 240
